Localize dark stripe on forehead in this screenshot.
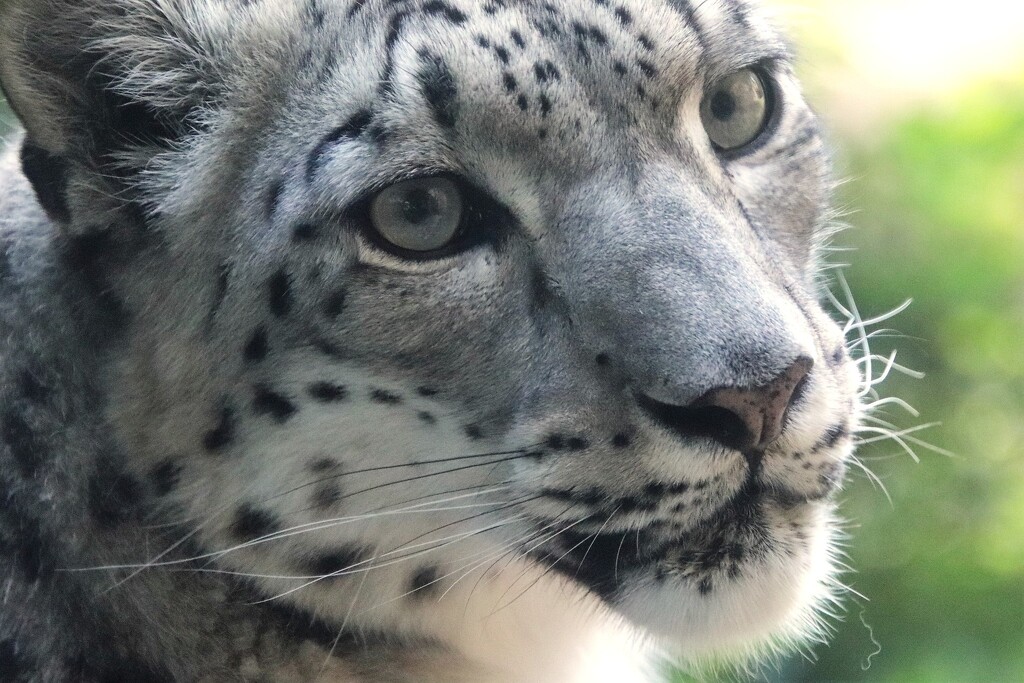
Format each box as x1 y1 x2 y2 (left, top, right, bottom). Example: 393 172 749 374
306 109 374 182
417 50 459 128
665 0 710 55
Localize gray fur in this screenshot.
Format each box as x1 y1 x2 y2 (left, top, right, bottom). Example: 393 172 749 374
0 1 858 681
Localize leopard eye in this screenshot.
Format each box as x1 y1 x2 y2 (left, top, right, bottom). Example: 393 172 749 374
700 68 771 152
369 177 463 253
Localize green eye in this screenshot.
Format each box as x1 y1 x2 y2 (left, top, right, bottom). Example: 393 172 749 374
700 68 771 152
370 177 463 253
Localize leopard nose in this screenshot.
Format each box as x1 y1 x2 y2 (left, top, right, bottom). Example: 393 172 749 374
637 357 813 453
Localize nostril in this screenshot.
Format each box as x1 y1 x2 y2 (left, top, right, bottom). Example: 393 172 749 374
636 395 758 452
637 357 813 453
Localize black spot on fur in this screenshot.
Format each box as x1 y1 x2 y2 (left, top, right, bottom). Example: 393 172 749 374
309 382 348 403
502 73 518 92
422 0 467 23
18 368 51 404
231 504 280 541
20 141 71 223
417 52 459 128
545 433 565 450
309 457 341 474
638 33 654 51
820 423 848 449
323 288 347 319
614 7 632 25
464 423 483 440
61 230 130 329
416 386 439 397
637 59 656 78
244 326 269 363
312 482 343 510
494 45 510 64
417 411 437 425
265 178 284 219
370 388 402 405
409 565 441 597
88 459 143 529
151 458 182 496
203 405 235 452
538 93 552 116
510 29 526 48
308 546 367 576
306 110 374 181
567 436 589 450
612 432 631 448
268 268 293 317
292 222 318 241
2 408 46 478
253 385 298 423
0 639 26 680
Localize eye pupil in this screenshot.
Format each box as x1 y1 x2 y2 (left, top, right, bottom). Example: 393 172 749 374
400 188 440 225
369 177 464 254
710 91 736 121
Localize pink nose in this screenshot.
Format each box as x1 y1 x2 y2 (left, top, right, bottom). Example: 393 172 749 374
638 357 813 452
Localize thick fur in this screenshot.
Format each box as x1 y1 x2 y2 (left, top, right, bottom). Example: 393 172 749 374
0 1 859 681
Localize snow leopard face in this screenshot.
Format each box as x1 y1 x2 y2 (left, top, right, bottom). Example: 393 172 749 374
1 0 858 674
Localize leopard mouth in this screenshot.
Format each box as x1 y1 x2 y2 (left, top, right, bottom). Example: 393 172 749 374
527 480 816 602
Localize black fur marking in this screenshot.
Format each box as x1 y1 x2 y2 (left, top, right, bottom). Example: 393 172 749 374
1 408 46 478
409 565 441 597
502 73 518 92
545 433 565 450
637 59 656 78
306 110 374 181
422 0 467 23
0 640 26 680
312 482 343 510
819 423 848 450
494 45 511 64
293 222 318 241
268 268 293 317
323 288 347 319
265 178 284 219
595 352 611 367
612 432 631 448
510 29 526 48
380 11 412 96
19 142 71 223
208 262 231 324
244 326 269 363
567 436 589 450
417 411 437 425
538 93 552 116
151 458 183 496
61 230 130 329
417 52 459 128
253 385 298 423
464 423 483 440
202 405 235 452
370 388 402 405
88 459 143 529
231 505 280 541
310 457 341 473
416 386 439 397
638 33 654 51
18 368 51 404
308 382 348 403
308 546 368 576
614 7 633 25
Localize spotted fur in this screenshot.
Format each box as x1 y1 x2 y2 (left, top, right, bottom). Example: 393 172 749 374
0 1 860 681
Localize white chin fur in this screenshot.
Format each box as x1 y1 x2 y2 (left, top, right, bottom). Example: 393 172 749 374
615 505 838 660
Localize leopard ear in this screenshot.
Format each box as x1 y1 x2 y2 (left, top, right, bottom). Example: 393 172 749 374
0 0 226 220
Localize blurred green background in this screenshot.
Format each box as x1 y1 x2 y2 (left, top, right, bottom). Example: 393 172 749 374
1 2 1021 681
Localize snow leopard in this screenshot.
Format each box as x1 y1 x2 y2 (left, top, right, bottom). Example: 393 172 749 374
0 0 861 680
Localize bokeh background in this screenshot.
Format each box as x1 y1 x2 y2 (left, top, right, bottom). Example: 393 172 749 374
1 1 1021 681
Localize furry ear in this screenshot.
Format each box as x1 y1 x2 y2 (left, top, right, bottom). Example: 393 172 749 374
0 0 226 217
